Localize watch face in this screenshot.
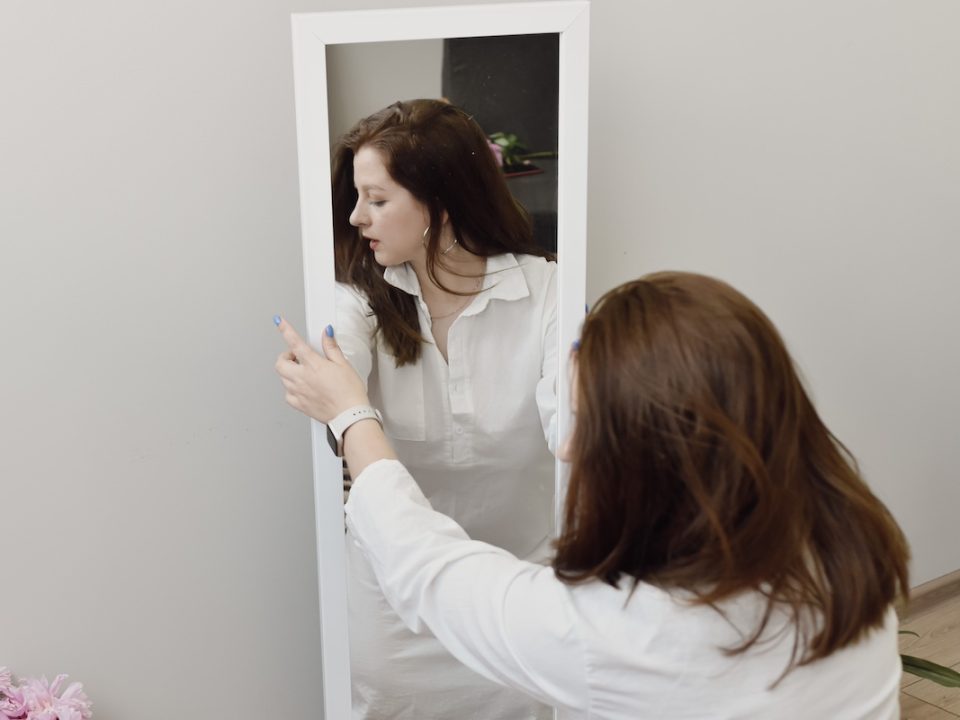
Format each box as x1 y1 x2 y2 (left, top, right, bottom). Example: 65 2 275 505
326 424 340 456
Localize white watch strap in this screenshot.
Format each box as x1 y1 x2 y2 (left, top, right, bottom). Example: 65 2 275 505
328 405 383 451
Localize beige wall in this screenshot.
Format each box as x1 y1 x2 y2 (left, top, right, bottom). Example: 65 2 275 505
1 1 957 718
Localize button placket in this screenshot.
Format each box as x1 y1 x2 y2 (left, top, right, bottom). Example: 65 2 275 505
448 325 473 416
446 309 477 465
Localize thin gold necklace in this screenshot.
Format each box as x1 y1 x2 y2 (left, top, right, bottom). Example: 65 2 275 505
429 275 484 320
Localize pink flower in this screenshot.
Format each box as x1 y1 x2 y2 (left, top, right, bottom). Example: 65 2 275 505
487 140 503 167
0 672 91 720
0 683 27 720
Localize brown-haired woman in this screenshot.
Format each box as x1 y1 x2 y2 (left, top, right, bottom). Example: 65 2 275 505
326 99 558 718
276 270 909 719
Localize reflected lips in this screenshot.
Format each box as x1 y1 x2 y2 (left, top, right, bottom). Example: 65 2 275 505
368 238 380 250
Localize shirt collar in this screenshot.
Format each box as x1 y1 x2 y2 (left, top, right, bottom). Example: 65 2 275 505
383 262 422 296
382 253 531 311
479 253 530 303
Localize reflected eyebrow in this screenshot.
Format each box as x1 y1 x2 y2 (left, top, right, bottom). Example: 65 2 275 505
356 184 386 192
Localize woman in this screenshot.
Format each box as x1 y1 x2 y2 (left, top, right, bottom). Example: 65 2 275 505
276 271 909 719
329 99 557 718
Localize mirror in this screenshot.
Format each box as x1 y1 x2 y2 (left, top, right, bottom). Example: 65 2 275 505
331 35 559 720
291 4 588 718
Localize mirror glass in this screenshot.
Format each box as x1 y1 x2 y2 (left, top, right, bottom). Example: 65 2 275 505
327 34 560 718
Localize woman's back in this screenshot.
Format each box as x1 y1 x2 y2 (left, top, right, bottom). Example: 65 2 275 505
565 580 900 719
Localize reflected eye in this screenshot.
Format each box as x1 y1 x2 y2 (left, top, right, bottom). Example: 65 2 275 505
369 200 386 208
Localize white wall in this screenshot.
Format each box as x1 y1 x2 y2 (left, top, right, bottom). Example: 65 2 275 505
0 1 956 718
327 40 443 142
585 0 960 588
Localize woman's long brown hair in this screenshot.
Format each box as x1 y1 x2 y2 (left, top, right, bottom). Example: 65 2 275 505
553 272 909 671
331 99 552 366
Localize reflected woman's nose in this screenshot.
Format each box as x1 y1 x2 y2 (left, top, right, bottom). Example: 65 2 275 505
349 201 366 229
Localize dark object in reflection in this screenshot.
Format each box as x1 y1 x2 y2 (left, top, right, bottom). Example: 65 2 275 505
504 162 544 178
508 157 557 253
443 34 559 254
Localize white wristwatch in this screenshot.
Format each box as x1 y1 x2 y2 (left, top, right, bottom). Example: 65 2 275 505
326 405 384 457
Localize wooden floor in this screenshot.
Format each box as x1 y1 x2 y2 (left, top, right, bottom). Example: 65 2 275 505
899 573 960 718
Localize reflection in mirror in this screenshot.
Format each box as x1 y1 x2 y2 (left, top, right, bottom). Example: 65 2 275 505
327 35 560 719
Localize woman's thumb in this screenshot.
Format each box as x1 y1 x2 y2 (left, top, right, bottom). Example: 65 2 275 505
321 325 347 363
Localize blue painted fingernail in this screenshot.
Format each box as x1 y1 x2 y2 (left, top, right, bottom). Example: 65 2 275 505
572 339 580 351
325 325 334 337
585 304 589 314
273 315 281 326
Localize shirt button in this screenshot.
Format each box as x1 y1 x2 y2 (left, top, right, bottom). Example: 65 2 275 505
455 426 464 435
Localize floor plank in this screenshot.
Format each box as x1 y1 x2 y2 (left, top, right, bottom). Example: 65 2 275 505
899 584 960 714
900 692 960 719
899 594 960 669
902 660 960 715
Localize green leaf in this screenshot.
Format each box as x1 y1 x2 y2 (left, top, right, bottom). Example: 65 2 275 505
901 654 960 687
898 630 920 638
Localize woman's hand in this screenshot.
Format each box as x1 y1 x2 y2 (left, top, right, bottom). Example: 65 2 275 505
275 318 370 423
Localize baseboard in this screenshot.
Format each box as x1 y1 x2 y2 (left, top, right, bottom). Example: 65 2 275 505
902 567 960 621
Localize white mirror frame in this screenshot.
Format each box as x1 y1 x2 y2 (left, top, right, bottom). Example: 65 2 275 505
291 3 589 716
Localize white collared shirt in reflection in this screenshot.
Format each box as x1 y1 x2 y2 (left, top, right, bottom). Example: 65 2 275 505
335 252 558 719
335 252 558 559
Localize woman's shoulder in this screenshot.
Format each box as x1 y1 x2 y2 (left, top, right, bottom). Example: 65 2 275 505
510 253 557 293
335 282 377 331
512 253 557 271
335 281 373 308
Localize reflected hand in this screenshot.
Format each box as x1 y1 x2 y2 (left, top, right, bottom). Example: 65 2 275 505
274 318 370 423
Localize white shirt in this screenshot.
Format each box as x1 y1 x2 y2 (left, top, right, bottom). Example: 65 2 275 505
345 459 903 720
335 252 558 557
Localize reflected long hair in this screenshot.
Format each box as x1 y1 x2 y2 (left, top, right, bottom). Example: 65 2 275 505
553 272 909 671
331 99 552 366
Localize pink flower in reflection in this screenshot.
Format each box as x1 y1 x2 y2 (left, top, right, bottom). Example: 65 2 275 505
487 140 503 167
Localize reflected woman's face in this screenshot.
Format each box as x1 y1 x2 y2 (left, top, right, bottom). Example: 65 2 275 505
349 145 430 268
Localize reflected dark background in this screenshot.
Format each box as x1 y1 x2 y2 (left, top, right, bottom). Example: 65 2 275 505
443 34 560 253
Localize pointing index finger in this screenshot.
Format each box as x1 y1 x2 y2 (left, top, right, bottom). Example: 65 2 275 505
276 317 313 362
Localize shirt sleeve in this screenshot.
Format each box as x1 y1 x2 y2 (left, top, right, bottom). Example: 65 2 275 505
344 458 588 714
535 267 559 454
334 282 376 387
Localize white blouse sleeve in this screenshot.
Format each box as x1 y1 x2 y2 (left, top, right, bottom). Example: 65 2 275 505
535 268 559 454
334 282 376 386
344 459 588 714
